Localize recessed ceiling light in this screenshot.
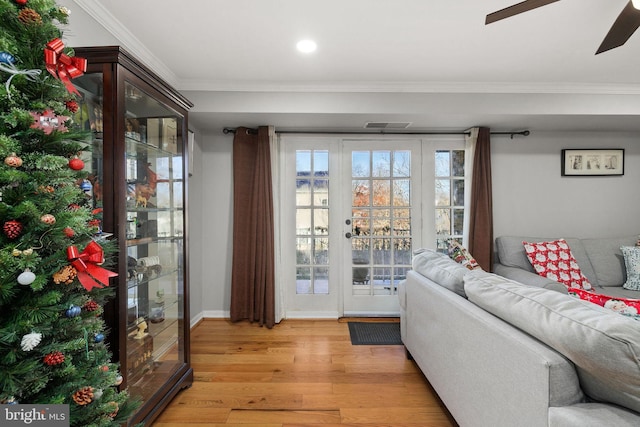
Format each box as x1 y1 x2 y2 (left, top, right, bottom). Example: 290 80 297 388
296 39 317 53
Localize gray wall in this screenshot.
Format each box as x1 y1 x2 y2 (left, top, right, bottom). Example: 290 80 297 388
192 130 640 319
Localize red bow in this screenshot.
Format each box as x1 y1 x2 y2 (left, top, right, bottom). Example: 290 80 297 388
67 242 117 291
44 38 87 96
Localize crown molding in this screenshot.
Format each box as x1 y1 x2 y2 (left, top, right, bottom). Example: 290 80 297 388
177 79 640 95
71 0 178 87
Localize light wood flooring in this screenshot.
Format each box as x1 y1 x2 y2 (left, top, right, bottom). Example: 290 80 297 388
152 318 457 427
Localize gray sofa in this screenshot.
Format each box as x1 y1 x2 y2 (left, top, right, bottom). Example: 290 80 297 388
494 235 639 300
399 248 640 427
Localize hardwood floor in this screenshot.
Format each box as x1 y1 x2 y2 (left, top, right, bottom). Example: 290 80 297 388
152 318 457 427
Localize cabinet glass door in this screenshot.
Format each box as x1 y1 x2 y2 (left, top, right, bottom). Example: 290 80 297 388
124 81 185 400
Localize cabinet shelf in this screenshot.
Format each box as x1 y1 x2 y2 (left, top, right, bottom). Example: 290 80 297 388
73 46 192 426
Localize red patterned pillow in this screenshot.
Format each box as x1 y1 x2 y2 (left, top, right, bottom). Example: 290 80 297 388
523 239 592 291
569 288 639 318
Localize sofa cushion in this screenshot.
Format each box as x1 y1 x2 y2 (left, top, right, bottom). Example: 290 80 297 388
464 272 640 414
523 239 593 291
412 249 468 297
621 246 640 291
581 236 638 287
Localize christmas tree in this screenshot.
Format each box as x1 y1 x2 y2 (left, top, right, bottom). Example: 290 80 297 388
0 0 138 425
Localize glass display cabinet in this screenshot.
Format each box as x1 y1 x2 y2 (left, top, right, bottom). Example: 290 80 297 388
72 46 193 425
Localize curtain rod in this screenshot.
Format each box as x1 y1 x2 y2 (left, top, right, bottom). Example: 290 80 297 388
222 127 530 138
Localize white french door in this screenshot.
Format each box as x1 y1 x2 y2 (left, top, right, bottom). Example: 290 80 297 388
279 135 463 318
342 140 422 316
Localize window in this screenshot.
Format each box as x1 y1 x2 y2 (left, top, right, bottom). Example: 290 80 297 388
435 150 465 252
295 150 329 294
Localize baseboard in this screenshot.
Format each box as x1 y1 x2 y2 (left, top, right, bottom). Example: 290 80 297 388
285 311 340 319
190 310 229 329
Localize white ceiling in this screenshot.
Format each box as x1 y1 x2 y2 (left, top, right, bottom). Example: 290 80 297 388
62 0 640 134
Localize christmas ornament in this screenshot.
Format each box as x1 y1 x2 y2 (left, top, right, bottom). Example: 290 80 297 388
65 100 79 113
20 332 42 352
80 179 92 192
67 242 117 291
40 214 56 225
3 220 23 239
44 38 87 96
0 54 40 96
106 401 119 418
43 351 65 366
4 153 23 167
12 248 32 256
65 305 81 318
93 388 103 399
94 333 104 343
100 365 109 372
53 265 77 285
17 8 42 25
69 156 84 171
68 203 80 210
15 0 28 5
59 6 70 16
114 375 123 386
63 227 75 237
72 386 93 405
37 185 55 194
84 300 99 312
0 52 16 65
17 268 35 285
30 109 69 135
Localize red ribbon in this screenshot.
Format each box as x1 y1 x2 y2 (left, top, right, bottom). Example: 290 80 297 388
67 241 117 291
44 38 87 96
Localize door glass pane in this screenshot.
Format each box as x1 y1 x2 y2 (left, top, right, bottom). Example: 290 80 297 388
435 150 465 252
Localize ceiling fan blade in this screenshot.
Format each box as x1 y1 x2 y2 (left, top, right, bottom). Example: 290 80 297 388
486 0 561 25
596 1 640 54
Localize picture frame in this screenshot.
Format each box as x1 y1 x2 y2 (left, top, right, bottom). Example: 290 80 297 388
561 149 624 176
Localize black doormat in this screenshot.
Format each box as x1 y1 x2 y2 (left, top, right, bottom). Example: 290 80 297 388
348 322 402 345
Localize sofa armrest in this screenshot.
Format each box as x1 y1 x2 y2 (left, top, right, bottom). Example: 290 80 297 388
494 263 567 293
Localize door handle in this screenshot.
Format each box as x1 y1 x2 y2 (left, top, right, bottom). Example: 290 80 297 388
345 232 352 239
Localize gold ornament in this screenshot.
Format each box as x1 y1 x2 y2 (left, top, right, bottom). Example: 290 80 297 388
53 265 77 285
72 387 94 406
17 8 42 25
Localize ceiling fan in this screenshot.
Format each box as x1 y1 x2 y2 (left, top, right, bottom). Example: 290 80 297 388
485 0 640 54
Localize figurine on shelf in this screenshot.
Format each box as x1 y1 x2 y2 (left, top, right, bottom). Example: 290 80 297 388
134 182 154 208
133 317 148 340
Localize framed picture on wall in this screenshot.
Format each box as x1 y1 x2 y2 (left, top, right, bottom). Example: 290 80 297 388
561 149 624 176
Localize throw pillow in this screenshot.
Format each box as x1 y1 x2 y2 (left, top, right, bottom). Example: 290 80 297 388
464 274 640 414
621 246 640 291
568 288 640 320
448 240 482 270
523 239 592 291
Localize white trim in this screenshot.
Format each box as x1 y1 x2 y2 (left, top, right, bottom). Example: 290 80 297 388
285 311 340 319
71 0 178 87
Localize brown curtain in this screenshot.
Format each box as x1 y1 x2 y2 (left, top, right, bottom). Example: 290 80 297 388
230 126 275 328
468 127 494 271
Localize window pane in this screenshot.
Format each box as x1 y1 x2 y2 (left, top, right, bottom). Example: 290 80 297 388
453 209 464 235
296 179 311 205
313 238 329 264
393 151 410 177
352 180 369 206
313 179 329 205
452 179 465 206
435 179 450 206
373 218 391 236
452 150 465 176
314 150 328 174
296 238 311 264
296 208 311 235
296 267 312 294
373 180 390 206
435 151 450 177
352 151 370 177
393 179 410 206
296 150 311 173
372 151 391 177
435 208 451 235
314 209 328 235
313 267 329 294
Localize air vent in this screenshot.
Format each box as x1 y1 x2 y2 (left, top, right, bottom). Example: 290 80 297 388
364 122 412 129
